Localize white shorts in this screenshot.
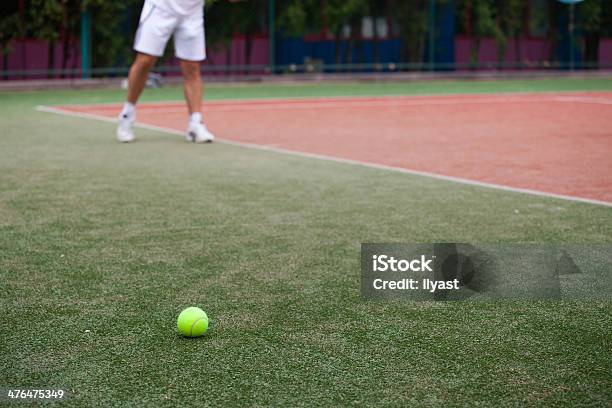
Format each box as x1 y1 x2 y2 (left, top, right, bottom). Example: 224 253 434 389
133 0 206 61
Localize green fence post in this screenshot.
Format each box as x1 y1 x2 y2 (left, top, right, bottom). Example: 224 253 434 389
428 0 436 71
268 0 276 74
81 9 91 79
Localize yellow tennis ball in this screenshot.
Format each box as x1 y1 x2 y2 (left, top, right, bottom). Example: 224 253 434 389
177 307 209 337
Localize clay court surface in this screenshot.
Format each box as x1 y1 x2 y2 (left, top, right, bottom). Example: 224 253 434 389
51 92 612 204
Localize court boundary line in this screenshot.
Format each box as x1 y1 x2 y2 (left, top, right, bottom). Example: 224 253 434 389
52 91 612 110
35 104 612 208
55 96 612 115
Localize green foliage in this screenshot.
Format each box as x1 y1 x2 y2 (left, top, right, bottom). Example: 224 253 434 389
27 0 63 44
497 0 524 39
456 0 521 65
278 0 308 36
205 0 239 50
496 0 525 62
577 0 602 34
15 0 140 69
7 0 612 71
206 0 267 41
602 1 612 37
323 0 369 37
278 0 322 36
87 1 140 69
472 1 503 42
0 12 21 55
392 1 430 63
204 0 267 67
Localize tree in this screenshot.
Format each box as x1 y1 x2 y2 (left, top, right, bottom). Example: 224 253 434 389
496 0 525 67
577 0 602 67
231 0 268 73
392 0 430 66
366 0 391 66
456 0 503 68
205 0 264 73
28 0 62 77
323 0 369 66
278 0 370 68
0 2 22 79
57 0 81 77
84 0 142 71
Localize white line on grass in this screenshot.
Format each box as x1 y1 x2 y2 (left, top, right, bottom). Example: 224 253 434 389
35 104 612 208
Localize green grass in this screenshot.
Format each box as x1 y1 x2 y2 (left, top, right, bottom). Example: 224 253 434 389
1 78 611 407
4 76 612 107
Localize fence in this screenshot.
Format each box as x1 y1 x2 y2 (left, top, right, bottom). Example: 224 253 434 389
1 0 612 80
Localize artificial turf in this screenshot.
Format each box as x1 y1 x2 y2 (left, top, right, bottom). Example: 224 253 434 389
1 78 611 406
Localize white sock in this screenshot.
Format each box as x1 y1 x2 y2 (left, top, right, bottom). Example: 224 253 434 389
189 112 202 124
120 102 135 119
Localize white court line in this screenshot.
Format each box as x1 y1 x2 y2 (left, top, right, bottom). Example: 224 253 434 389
66 99 545 115
142 96 612 112
54 91 612 109
58 94 612 114
35 104 612 208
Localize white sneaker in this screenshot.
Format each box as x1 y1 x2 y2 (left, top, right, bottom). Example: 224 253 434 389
187 122 215 143
117 113 135 143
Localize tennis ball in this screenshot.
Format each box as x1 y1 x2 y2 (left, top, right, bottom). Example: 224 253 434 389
177 307 209 337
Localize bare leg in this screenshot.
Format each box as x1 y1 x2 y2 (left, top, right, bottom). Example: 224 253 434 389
180 59 214 142
116 53 157 142
180 59 202 115
127 53 158 104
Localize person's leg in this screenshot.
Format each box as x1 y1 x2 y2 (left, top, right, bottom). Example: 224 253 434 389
127 53 158 105
174 10 212 143
117 0 177 142
116 53 158 142
179 59 202 116
180 59 213 143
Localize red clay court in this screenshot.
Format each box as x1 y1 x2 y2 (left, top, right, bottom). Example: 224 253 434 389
50 92 612 204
